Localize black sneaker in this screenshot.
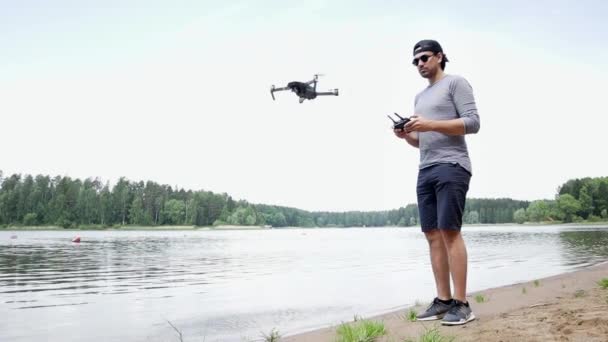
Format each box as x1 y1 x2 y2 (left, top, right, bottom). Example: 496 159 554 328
441 300 476 325
416 297 454 321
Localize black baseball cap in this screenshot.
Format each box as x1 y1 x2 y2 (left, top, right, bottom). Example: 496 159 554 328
413 39 449 62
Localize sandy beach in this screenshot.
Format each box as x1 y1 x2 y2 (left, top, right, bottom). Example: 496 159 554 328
283 262 608 342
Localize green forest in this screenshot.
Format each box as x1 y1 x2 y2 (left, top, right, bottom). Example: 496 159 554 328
0 170 606 228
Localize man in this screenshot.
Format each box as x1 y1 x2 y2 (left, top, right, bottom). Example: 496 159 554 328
394 39 480 325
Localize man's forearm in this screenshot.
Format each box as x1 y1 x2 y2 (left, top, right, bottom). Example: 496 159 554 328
430 118 466 135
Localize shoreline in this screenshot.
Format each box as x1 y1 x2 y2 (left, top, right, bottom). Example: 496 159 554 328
283 261 608 341
0 225 270 231
2 221 607 231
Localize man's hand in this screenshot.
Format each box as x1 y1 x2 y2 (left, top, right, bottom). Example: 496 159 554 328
404 115 434 133
393 128 409 139
393 128 419 148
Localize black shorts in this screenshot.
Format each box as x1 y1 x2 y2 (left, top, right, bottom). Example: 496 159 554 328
417 163 471 232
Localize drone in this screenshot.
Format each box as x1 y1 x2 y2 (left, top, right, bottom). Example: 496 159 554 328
270 74 339 103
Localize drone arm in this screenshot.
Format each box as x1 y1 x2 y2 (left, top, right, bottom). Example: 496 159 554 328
272 86 290 91
315 89 339 96
270 86 291 100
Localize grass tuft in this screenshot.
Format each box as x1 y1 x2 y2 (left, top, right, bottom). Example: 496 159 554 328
261 328 280 342
573 289 586 298
403 327 455 342
474 294 487 303
404 308 417 322
598 278 608 289
336 319 386 342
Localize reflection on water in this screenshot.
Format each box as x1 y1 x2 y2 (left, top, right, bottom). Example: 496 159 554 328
1 237 222 298
0 226 607 342
559 229 608 266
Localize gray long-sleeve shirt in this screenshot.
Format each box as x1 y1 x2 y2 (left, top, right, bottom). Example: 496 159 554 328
414 74 480 174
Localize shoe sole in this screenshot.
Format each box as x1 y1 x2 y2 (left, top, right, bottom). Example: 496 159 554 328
416 314 445 321
441 313 476 326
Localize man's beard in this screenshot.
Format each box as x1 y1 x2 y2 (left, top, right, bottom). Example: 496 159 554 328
419 68 433 78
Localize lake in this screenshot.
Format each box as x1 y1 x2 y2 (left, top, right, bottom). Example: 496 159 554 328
1 225 608 341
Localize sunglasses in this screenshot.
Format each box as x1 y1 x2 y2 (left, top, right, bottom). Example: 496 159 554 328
412 54 435 66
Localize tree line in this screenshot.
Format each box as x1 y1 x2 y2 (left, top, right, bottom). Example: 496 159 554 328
0 170 605 228
513 177 608 223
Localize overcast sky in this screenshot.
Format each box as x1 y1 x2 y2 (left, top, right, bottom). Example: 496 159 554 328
1 1 607 212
